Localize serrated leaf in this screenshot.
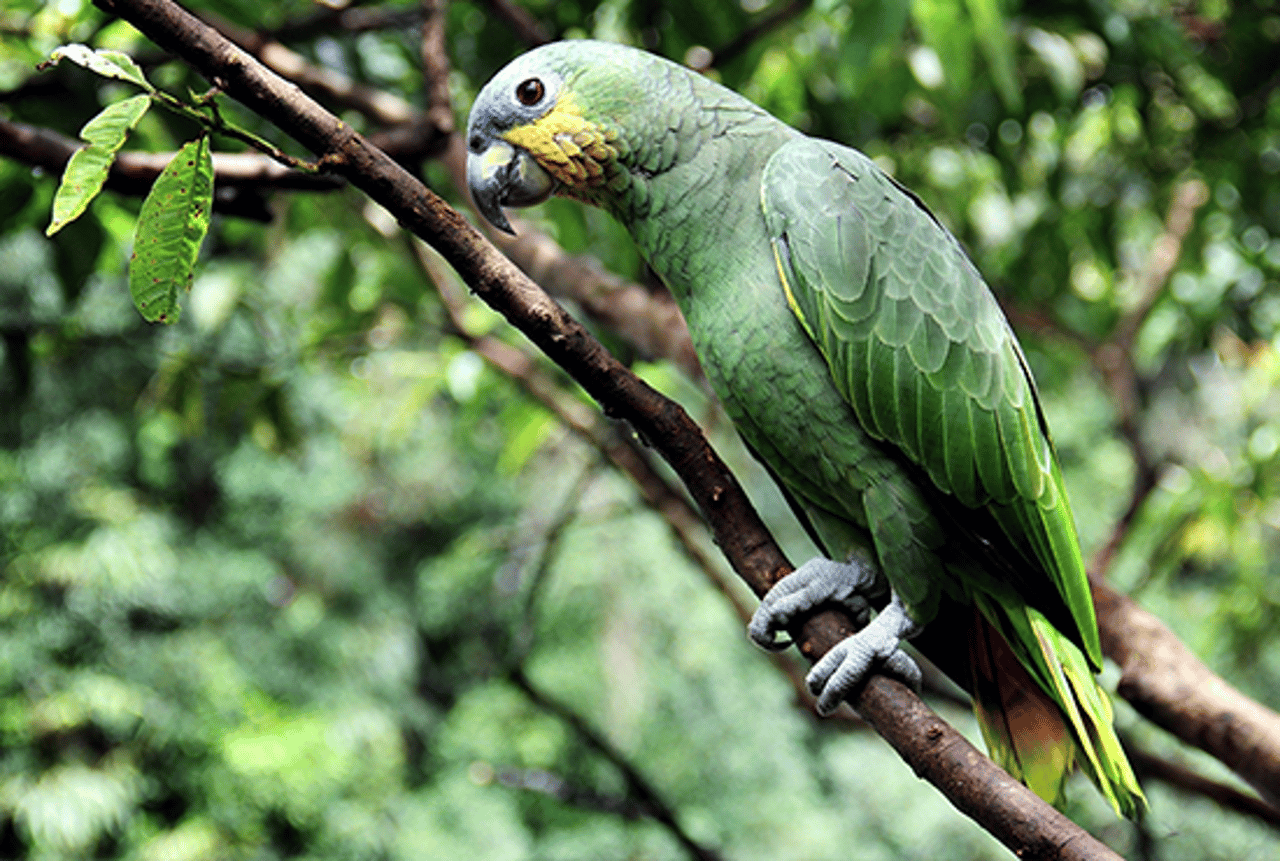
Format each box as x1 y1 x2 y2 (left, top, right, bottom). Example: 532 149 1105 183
129 137 214 324
46 96 152 237
43 44 153 92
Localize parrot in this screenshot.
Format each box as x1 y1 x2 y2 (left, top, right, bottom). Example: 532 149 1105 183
465 39 1144 818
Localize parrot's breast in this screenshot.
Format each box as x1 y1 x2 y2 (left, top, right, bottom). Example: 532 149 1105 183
677 244 891 558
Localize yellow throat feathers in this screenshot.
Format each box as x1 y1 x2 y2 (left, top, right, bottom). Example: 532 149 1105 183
502 94 618 190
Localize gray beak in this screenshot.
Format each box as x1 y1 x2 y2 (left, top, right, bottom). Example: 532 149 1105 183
466 139 556 235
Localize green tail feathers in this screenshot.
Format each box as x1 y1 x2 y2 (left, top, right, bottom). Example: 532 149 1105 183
970 603 1146 819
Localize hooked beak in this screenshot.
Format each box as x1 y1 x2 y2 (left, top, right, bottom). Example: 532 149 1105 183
466 139 556 235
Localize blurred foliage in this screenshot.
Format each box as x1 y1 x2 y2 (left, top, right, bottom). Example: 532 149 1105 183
2 0 1280 858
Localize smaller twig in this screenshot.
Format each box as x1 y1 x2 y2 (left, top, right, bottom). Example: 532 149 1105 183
480 0 552 46
1088 179 1209 574
689 0 812 71
1116 177 1209 348
0 117 343 195
510 668 726 861
1092 578 1280 808
201 8 453 164
419 0 455 138
1125 743 1280 828
508 459 601 660
270 5 424 43
149 89 329 170
494 766 655 819
201 11 417 127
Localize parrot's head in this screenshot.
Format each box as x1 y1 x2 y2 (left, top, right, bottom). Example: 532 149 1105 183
466 40 674 234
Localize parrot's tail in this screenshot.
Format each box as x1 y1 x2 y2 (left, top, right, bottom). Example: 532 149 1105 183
968 603 1146 819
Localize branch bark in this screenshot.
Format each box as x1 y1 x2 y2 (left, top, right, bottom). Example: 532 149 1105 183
1093 579 1280 807
479 0 552 46
511 668 727 861
1125 743 1280 827
87 1 1123 856
0 117 342 191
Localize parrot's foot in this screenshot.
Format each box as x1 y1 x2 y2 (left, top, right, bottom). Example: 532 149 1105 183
748 557 922 715
805 592 922 714
748 557 879 651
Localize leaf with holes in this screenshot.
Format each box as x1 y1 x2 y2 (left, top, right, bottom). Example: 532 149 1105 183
42 44 153 92
129 137 213 324
47 95 152 237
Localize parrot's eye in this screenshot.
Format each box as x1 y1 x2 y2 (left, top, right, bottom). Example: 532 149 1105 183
515 77 545 106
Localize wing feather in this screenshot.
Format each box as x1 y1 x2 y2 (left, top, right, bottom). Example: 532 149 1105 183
760 137 1101 667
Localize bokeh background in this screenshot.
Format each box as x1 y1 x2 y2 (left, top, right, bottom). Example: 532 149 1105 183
3 0 1280 858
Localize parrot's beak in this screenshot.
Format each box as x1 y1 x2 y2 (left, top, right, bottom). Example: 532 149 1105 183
466 139 556 236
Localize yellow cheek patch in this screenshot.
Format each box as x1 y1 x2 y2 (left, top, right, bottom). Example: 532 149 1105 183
502 94 619 190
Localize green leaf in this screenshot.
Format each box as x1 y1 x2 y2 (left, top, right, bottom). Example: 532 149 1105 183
963 0 1022 111
129 137 214 324
47 96 152 237
47 147 114 237
42 44 153 92
79 94 152 152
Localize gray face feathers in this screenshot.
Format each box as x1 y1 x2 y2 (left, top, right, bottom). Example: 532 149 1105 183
465 48 571 233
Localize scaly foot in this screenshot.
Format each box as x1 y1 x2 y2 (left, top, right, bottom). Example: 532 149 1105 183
749 557 922 714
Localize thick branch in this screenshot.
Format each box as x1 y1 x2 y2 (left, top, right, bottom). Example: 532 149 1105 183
91 1 1123 856
1093 579 1280 807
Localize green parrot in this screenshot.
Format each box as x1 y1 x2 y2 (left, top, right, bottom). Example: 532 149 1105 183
466 40 1144 818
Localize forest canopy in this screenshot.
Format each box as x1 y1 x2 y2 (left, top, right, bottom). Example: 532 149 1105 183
2 0 1280 859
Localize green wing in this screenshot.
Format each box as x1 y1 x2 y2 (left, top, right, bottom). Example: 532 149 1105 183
759 137 1100 669
760 137 1144 817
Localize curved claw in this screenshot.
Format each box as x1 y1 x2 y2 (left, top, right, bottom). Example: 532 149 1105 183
748 556 879 651
806 592 923 715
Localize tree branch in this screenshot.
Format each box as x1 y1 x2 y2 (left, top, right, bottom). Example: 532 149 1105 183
198 9 451 164
479 0 551 46
87 1 1124 855
688 0 812 71
1092 580 1280 807
511 668 727 861
0 117 341 191
1125 743 1280 828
